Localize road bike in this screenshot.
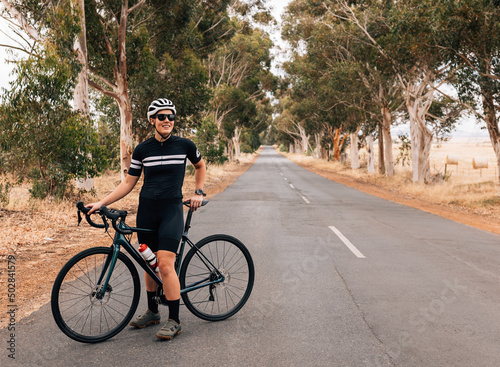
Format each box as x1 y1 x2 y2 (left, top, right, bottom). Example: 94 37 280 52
51 200 254 343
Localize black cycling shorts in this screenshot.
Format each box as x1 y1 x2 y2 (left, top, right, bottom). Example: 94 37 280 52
136 197 183 253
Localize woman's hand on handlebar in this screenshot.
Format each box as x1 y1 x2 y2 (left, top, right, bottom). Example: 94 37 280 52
188 194 204 211
86 201 104 215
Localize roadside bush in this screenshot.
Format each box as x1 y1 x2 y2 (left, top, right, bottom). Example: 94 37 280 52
241 129 261 153
195 118 227 165
395 134 412 166
0 179 11 207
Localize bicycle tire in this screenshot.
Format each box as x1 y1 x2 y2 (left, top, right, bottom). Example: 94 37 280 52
51 247 140 343
180 234 254 321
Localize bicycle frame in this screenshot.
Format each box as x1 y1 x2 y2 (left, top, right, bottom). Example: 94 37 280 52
94 209 225 299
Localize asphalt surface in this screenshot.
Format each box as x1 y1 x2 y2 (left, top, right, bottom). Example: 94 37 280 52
2 146 500 367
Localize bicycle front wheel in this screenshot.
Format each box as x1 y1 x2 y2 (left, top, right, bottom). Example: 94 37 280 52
51 247 140 343
180 234 254 321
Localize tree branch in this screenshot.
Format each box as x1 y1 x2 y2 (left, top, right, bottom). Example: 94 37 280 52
128 0 146 14
0 0 43 42
88 66 117 90
88 79 119 100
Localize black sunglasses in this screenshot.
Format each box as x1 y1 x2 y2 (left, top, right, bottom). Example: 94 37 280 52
152 113 175 121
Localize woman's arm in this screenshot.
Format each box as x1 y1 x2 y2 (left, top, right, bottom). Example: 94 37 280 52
86 174 140 213
189 159 206 211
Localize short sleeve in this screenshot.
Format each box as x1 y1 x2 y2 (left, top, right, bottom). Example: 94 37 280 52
128 145 143 176
186 139 202 165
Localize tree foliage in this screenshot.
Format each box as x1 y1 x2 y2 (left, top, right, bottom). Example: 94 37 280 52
0 9 107 198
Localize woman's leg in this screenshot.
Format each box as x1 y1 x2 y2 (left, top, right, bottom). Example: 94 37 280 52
145 270 159 292
157 250 180 300
144 269 159 314
157 250 181 324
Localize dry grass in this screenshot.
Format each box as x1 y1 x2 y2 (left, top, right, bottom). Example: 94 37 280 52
0 151 259 328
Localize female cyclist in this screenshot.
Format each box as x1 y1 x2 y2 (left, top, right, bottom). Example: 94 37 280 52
87 98 206 340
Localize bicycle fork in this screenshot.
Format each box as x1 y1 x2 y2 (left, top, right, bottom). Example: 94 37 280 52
93 243 121 300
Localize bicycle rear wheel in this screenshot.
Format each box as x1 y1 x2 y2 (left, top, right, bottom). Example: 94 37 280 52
180 234 254 321
51 247 140 343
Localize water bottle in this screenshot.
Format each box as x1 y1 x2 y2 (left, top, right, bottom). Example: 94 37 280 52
138 244 159 272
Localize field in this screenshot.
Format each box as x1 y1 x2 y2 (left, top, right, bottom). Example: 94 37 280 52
429 137 498 183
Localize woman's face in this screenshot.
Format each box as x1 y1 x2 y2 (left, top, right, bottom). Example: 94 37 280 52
151 109 175 137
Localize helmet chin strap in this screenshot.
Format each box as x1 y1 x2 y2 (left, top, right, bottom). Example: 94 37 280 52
153 123 171 142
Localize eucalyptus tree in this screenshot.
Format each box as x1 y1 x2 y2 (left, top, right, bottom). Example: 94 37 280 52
84 0 215 178
383 1 455 182
436 0 500 193
205 24 276 159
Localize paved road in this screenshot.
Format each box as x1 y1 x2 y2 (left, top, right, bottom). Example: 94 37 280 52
2 146 500 366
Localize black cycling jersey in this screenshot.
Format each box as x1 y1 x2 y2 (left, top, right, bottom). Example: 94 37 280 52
128 135 202 200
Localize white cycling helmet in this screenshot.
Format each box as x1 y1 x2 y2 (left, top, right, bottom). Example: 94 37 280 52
147 98 176 119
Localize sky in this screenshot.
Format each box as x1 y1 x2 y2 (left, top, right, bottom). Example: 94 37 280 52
0 16 18 91
268 0 290 76
0 1 489 138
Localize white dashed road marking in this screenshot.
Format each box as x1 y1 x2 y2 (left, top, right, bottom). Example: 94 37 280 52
280 171 310 204
329 226 366 258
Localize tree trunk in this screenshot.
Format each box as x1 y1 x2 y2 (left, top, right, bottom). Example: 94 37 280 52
482 92 500 195
381 106 394 176
72 0 94 191
297 125 310 153
314 132 323 158
417 126 433 183
117 93 133 180
405 73 435 183
232 126 241 159
72 0 89 114
409 113 419 182
333 128 341 161
408 106 433 184
378 124 385 174
227 138 234 161
366 134 375 173
350 128 360 169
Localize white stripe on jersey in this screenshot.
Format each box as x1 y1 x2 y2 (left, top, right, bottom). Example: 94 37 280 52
131 159 142 169
143 154 187 162
143 160 185 167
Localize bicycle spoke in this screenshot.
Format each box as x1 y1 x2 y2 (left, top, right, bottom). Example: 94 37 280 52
180 235 254 321
52 248 140 342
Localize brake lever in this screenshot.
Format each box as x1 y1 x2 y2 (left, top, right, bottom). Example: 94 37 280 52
77 210 83 226
100 213 109 232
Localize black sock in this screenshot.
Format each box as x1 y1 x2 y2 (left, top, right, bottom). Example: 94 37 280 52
147 291 159 314
166 299 180 323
